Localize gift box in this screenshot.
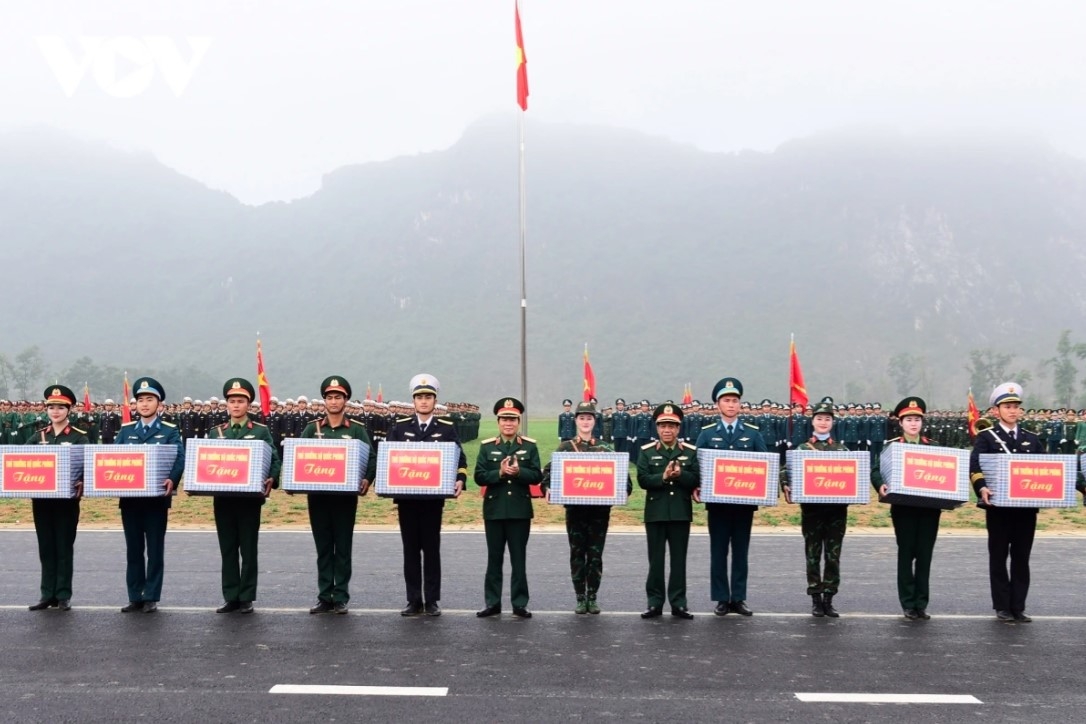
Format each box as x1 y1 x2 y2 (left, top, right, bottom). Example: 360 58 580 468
978 454 1077 508
0 446 84 499
878 443 970 510
696 449 779 506
375 441 460 498
547 452 629 506
183 439 273 496
83 444 178 497
282 438 370 495
786 450 871 505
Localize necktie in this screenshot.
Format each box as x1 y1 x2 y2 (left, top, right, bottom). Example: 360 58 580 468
726 425 734 436
1009 429 1016 440
420 422 428 434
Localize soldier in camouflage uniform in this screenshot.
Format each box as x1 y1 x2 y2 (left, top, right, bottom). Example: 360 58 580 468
542 402 631 614
781 397 849 618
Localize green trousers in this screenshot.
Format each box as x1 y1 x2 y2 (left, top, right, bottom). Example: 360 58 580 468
483 518 531 608
645 521 690 609
32 499 80 600
214 496 263 602
891 505 941 610
801 504 847 595
307 494 358 603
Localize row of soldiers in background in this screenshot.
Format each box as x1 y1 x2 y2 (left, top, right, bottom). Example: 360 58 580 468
558 398 1086 457
0 397 481 447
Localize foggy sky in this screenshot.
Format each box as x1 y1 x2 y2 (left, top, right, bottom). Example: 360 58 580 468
3 0 1085 205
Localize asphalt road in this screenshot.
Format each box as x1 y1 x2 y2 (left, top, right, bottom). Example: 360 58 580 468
1 528 1084 722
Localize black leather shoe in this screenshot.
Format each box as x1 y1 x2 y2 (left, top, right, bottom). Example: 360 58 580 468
729 600 753 616
121 601 144 613
401 602 424 616
333 602 349 614
1013 611 1032 623
821 595 839 618
216 601 240 614
424 602 441 617
143 602 158 613
996 609 1014 621
811 594 824 617
512 607 532 619
916 608 930 620
239 601 253 614
29 598 57 611
57 599 71 611
640 607 663 619
309 600 334 614
903 608 919 620
476 604 501 618
713 602 729 616
670 607 694 620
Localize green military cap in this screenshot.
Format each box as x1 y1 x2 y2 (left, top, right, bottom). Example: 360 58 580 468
712 377 743 400
575 401 597 415
811 397 835 416
44 384 77 407
652 403 683 424
320 376 352 398
132 377 166 401
494 397 525 418
223 377 256 401
894 396 926 418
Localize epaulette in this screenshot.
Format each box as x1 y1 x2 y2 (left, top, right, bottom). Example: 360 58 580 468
395 416 412 423
216 422 229 430
479 437 497 445
120 421 137 428
71 426 87 435
252 422 268 428
887 436 902 443
641 441 657 450
521 436 536 443
161 420 177 428
701 422 715 429
437 418 454 425
681 442 697 450
744 422 759 430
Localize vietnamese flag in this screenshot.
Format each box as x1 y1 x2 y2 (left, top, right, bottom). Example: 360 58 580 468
121 372 132 424
582 344 596 402
366 382 373 401
515 1 529 110
257 339 273 417
83 382 92 411
789 336 808 408
682 383 693 405
377 384 383 403
967 388 981 438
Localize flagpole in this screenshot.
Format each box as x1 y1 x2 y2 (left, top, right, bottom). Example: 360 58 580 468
518 76 528 433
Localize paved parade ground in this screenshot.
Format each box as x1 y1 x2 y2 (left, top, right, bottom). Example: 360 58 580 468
1 528 1084 722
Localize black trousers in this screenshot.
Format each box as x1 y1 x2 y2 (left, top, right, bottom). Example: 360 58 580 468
398 499 444 604
985 507 1037 613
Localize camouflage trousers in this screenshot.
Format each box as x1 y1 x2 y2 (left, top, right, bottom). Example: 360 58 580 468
801 504 848 595
565 506 611 598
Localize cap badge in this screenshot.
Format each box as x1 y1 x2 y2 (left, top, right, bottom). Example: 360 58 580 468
52 388 60 396
140 381 149 389
504 399 514 408
231 381 241 390
664 405 673 414
330 379 339 387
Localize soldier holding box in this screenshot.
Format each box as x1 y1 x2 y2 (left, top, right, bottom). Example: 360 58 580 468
970 382 1042 623
475 398 542 619
301 376 376 614
115 377 185 614
26 385 89 612
871 396 941 620
209 378 281 614
638 403 699 620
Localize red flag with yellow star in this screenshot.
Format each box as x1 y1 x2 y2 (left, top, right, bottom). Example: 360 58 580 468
789 337 808 408
515 2 529 110
583 344 596 402
257 339 273 418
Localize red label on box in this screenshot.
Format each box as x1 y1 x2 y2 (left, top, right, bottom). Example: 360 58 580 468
712 458 769 499
196 446 252 485
560 459 617 497
94 452 147 490
902 451 959 492
386 449 444 489
292 445 348 484
802 459 858 497
3 453 59 493
1008 460 1065 500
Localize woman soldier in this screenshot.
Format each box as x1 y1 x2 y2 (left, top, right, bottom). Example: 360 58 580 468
872 397 941 620
781 397 849 618
26 385 89 611
542 401 632 614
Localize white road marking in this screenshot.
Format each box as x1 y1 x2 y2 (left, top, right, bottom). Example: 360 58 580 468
270 684 447 696
795 693 982 704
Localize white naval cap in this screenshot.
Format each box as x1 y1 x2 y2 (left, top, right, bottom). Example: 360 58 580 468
990 382 1023 407
409 374 440 396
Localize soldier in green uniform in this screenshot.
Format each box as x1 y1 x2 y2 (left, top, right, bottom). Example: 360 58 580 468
782 397 849 618
638 403 699 620
301 376 377 614
208 378 282 614
542 401 631 614
25 385 89 611
872 397 941 620
474 398 542 619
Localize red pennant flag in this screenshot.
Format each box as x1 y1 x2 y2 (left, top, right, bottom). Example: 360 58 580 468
121 372 132 424
789 337 809 408
682 383 693 405
377 384 383 403
967 388 981 439
83 383 92 411
515 2 529 111
582 344 596 402
256 339 273 418
365 383 372 401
